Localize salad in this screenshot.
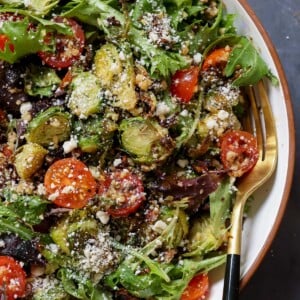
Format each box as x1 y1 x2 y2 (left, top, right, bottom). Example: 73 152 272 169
0 0 275 299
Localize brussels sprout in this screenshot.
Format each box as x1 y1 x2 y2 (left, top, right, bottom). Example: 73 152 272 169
68 72 102 118
26 107 71 148
119 117 175 167
14 143 48 179
24 64 61 97
73 117 117 153
94 43 137 111
198 110 241 140
204 87 241 113
32 276 69 300
50 215 98 255
186 215 227 256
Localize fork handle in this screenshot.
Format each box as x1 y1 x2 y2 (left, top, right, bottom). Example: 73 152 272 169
222 254 240 300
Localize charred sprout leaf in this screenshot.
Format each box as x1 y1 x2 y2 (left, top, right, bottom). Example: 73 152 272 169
26 107 71 147
119 117 175 167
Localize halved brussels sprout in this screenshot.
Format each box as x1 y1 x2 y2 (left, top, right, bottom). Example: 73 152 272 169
204 86 241 113
119 117 175 167
186 214 227 257
68 71 102 118
50 214 98 255
14 143 48 179
94 43 137 111
26 107 71 148
74 117 117 153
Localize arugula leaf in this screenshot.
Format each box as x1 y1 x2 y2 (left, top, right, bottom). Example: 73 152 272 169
2 189 49 225
105 250 226 299
224 36 273 86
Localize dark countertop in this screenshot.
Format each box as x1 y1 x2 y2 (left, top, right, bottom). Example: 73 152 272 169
240 0 300 299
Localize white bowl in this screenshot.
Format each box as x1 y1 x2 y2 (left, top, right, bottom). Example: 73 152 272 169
208 0 295 298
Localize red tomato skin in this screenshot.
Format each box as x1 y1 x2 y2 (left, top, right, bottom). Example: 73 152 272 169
181 273 209 300
38 17 85 69
44 158 97 209
98 170 145 217
201 47 231 72
220 130 259 177
0 256 26 300
170 66 200 103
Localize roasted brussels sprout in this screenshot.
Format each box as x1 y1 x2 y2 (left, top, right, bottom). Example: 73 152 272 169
94 43 137 111
26 107 71 148
31 276 69 300
186 215 227 256
73 116 117 153
68 71 102 118
119 117 175 168
50 215 98 255
14 143 48 179
24 64 61 97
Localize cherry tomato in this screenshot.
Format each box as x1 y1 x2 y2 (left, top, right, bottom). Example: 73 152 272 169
181 273 209 300
44 158 97 209
98 169 145 217
0 256 26 300
38 17 85 69
170 66 200 103
220 130 259 177
201 47 231 72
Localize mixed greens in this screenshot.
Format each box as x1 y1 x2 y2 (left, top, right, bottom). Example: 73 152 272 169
0 0 274 299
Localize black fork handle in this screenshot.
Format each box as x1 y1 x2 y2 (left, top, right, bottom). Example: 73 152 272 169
222 254 240 300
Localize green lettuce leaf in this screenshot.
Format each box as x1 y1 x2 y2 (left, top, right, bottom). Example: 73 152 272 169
224 36 273 86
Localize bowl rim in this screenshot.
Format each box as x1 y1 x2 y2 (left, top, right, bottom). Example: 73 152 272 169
238 0 295 289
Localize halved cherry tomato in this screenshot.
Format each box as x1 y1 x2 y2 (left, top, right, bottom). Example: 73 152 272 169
170 66 200 103
220 130 259 177
44 158 97 209
38 17 85 69
181 273 209 300
0 256 26 300
98 169 145 217
201 47 231 72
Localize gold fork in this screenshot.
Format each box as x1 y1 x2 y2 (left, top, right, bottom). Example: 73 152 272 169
222 80 278 300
